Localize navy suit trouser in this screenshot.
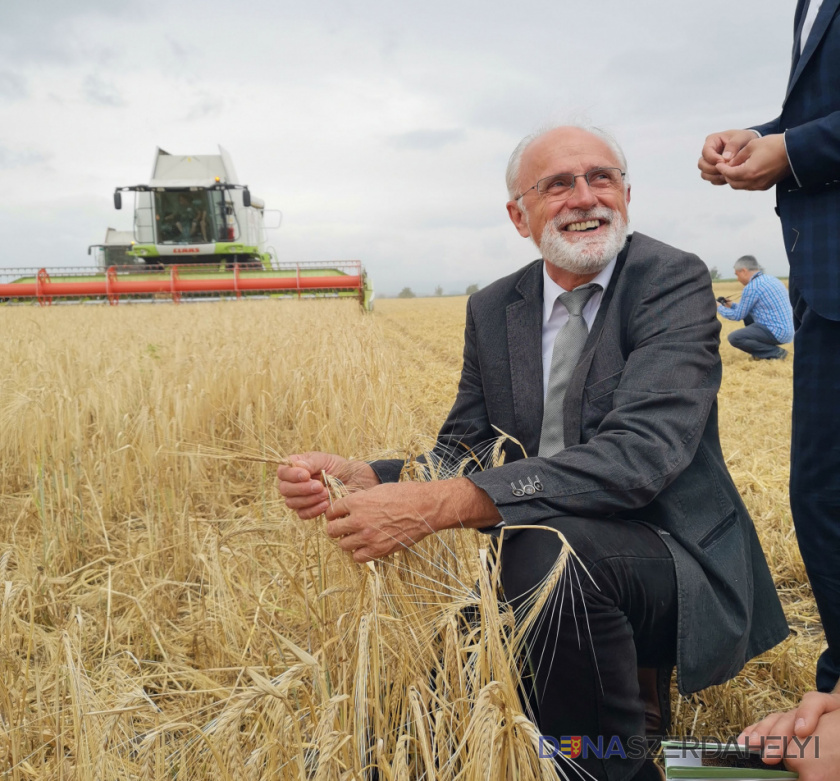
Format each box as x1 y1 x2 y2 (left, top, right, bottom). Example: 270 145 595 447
501 517 677 781
790 296 840 692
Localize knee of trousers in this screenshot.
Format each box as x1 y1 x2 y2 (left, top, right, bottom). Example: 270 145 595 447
727 330 746 347
499 520 624 610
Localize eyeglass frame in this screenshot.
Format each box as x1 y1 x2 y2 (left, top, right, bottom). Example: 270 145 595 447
514 167 626 201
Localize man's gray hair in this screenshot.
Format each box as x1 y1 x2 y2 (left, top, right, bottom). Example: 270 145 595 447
733 255 763 272
505 123 629 202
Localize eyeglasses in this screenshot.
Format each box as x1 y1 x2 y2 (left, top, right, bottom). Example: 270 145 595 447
515 167 625 201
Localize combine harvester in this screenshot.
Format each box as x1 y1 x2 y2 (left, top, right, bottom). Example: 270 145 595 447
0 147 374 309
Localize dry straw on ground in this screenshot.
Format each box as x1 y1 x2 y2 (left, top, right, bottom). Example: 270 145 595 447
0 290 816 779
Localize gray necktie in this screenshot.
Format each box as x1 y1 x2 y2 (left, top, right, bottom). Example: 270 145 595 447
539 283 600 457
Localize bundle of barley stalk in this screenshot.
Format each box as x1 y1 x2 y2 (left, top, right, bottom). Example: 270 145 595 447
0 294 819 779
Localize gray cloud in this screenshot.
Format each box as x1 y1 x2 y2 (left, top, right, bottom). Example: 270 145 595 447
166 36 190 62
184 95 225 121
0 4 143 69
0 146 49 169
83 75 124 107
0 71 28 101
713 212 759 231
388 129 466 151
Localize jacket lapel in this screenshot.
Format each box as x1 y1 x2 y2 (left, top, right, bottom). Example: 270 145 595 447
563 238 631 447
507 262 544 457
785 0 840 104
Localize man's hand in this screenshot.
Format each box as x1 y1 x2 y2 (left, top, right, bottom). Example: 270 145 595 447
738 691 840 767
324 481 443 562
699 129 759 185
324 477 501 563
782 708 840 780
715 134 792 191
277 452 380 520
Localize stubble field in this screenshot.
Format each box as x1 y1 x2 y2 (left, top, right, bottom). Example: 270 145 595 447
0 288 818 779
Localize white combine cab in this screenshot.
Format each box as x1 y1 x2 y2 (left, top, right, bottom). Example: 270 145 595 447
88 228 141 268
114 146 274 267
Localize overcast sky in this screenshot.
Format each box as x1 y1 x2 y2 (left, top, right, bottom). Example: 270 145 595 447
0 1 796 295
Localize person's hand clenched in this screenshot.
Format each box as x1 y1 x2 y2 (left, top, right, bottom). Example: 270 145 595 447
277 452 380 520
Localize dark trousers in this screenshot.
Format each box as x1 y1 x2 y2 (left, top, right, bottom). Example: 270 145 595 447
790 294 840 692
728 320 786 359
501 517 677 781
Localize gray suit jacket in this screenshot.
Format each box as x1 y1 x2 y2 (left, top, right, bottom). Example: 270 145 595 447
372 233 788 694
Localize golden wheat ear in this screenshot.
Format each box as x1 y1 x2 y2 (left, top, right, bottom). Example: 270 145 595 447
170 442 292 466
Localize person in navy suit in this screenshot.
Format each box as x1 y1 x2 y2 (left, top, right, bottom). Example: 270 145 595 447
699 0 840 696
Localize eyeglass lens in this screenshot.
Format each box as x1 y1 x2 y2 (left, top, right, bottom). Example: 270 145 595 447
537 168 623 196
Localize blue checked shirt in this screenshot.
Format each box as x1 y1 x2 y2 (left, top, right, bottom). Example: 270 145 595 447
717 272 794 344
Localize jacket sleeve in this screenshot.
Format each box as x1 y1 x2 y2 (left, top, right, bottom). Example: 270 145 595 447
783 111 840 187
467 253 722 526
750 116 782 137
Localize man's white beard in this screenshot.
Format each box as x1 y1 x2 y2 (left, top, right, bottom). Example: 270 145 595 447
538 206 629 275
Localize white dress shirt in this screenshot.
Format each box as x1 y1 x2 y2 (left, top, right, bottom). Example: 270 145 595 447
801 0 824 53
541 254 618 398
491 253 619 529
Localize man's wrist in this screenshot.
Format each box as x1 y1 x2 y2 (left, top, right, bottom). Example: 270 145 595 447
433 478 502 531
768 133 793 182
344 460 381 490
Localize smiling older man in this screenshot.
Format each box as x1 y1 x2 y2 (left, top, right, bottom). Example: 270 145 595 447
277 125 788 781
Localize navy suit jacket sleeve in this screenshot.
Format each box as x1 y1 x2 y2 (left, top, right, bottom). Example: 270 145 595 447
749 109 840 189
751 116 782 137
785 111 840 186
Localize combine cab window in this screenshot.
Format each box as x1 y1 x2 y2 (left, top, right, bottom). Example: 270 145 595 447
153 190 235 244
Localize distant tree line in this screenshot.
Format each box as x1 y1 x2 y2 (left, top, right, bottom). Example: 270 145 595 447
391 283 481 298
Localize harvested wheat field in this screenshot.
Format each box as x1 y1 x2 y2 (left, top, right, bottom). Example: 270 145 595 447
0 288 817 779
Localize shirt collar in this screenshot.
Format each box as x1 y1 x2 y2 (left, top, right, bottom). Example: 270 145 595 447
542 255 618 324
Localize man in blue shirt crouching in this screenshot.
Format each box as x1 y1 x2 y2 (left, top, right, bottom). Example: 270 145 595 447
717 255 794 360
